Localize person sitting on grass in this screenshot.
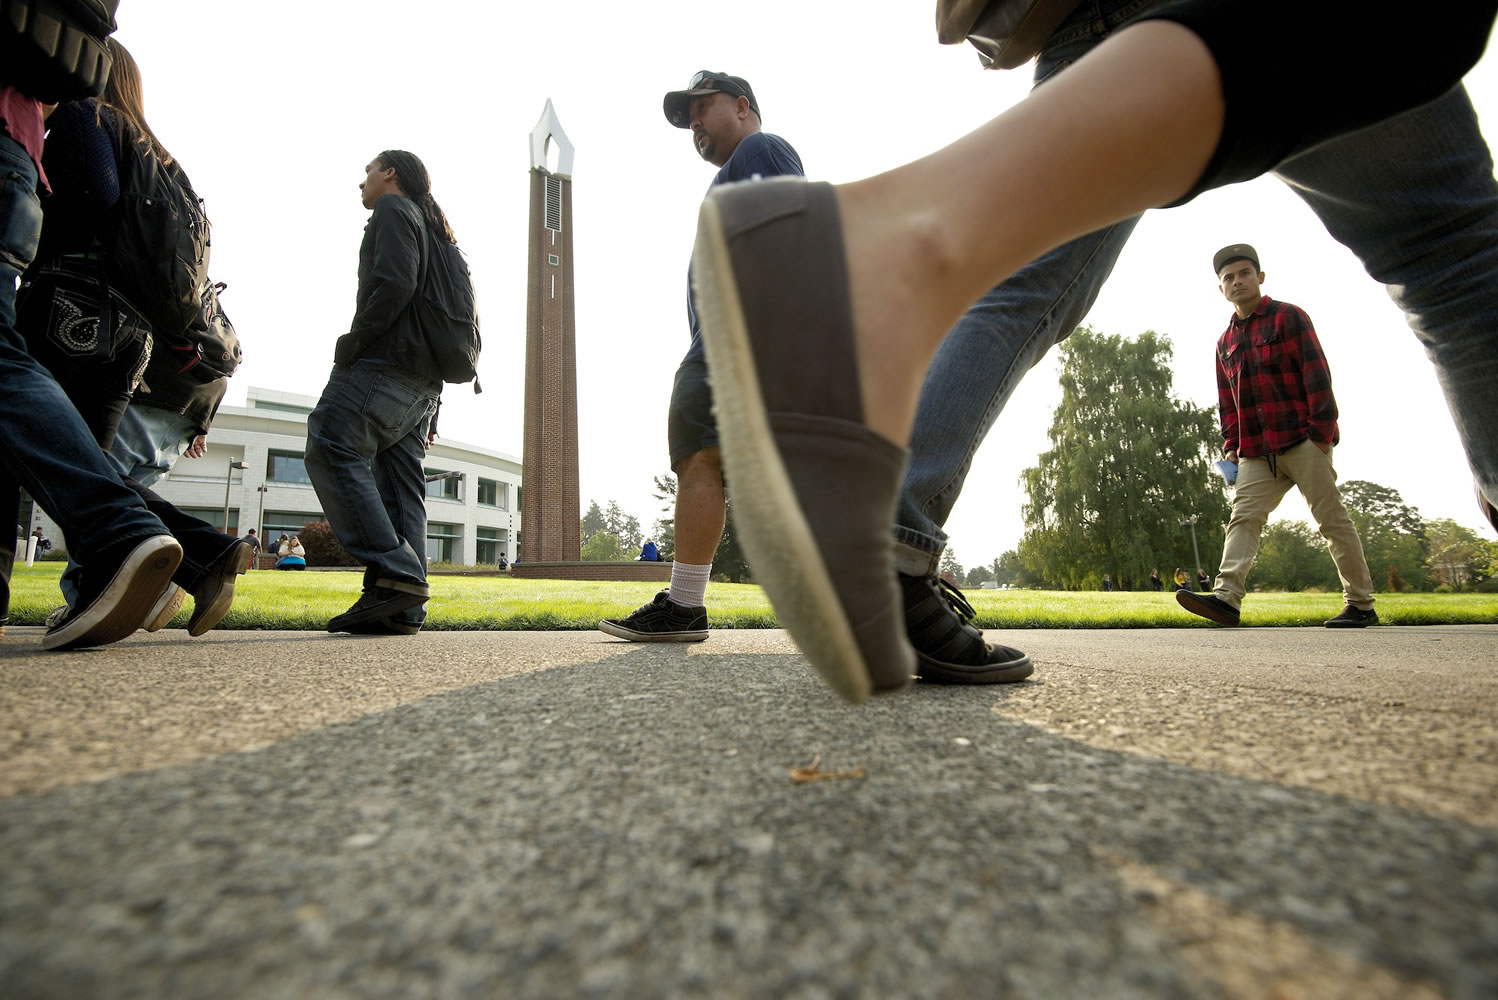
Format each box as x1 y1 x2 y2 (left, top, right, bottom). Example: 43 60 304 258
274 534 306 570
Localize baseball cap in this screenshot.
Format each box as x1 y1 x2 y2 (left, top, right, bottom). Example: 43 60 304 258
1213 243 1260 275
663 70 760 128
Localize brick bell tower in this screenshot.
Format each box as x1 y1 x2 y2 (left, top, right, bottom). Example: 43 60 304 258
520 100 580 563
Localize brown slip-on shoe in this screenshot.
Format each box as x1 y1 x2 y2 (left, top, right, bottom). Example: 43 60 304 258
693 178 915 704
187 540 255 637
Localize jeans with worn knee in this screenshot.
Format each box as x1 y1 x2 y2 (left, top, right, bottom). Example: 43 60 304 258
893 0 1498 575
305 361 439 617
0 135 166 622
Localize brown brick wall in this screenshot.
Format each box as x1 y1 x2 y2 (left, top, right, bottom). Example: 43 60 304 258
510 561 673 582
521 168 581 564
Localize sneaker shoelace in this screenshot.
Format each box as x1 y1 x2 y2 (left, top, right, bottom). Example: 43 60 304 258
934 577 977 624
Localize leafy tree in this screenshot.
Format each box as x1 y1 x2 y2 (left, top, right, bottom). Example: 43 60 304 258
939 548 964 581
581 531 627 563
1018 327 1230 590
966 564 994 587
993 550 1021 588
581 501 607 545
1252 520 1339 592
1342 480 1428 591
1425 518 1489 590
650 471 752 581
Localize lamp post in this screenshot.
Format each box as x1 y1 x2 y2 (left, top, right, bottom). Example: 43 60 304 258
255 484 269 539
1180 517 1203 589
224 459 249 533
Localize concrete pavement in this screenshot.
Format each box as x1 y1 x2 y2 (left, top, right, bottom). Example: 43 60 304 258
2 625 1496 998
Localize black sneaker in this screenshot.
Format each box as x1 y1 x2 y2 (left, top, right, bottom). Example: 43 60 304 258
328 583 429 633
900 574 1033 684
44 534 183 651
1175 589 1241 626
599 590 708 642
187 540 255 636
1325 605 1378 628
340 616 422 636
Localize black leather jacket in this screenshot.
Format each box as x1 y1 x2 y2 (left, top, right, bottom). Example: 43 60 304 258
334 193 441 382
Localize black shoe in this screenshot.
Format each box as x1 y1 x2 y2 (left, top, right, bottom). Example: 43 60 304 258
187 540 255 636
1325 605 1378 628
340 616 422 636
44 534 183 651
900 573 1033 684
599 590 708 642
1175 589 1241 626
328 582 429 633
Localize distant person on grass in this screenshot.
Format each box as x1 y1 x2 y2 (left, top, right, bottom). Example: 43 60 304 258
598 72 803 644
306 150 453 637
1176 245 1376 629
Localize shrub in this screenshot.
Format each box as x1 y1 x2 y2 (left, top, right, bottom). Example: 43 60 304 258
297 520 360 567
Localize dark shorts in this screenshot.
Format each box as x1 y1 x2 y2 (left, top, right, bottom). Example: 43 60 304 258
668 358 718 469
1144 0 1496 204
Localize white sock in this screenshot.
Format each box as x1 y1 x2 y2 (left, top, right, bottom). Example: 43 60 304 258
668 562 711 608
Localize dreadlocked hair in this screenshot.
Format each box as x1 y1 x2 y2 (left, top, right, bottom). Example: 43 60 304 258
377 149 455 244
100 38 174 166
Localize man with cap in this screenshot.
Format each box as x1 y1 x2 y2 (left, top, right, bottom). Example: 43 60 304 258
599 72 803 643
1176 245 1377 629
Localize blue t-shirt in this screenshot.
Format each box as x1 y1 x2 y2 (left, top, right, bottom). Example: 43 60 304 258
684 132 804 362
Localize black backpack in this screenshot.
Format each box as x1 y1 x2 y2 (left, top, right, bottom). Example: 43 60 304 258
152 279 242 382
417 229 482 393
0 0 118 103
104 111 211 340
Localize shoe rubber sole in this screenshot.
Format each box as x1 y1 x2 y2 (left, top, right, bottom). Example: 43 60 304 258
1175 589 1240 626
144 584 186 632
43 535 183 651
328 592 429 633
694 196 870 704
188 542 255 637
917 651 1035 685
597 619 708 643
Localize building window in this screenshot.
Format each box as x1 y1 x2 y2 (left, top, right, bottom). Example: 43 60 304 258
477 478 498 507
424 469 462 501
476 526 500 565
266 450 312 484
180 507 238 534
547 254 559 266
264 510 324 538
427 522 462 563
545 176 562 231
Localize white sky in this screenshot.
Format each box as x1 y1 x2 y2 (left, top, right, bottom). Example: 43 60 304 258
113 2 1498 569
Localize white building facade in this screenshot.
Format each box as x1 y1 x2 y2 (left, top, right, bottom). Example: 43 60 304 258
35 387 522 566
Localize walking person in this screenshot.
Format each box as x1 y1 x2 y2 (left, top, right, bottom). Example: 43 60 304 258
304 150 451 636
689 3 1492 699
1176 246 1376 628
599 72 803 644
0 57 184 650
5 38 250 641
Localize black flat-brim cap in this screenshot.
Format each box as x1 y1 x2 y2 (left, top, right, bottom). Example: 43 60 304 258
663 71 760 128
1213 243 1260 275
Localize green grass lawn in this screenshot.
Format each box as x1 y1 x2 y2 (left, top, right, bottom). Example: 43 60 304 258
5 563 1495 630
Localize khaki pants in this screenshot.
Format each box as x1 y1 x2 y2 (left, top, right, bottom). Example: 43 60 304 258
1215 439 1374 610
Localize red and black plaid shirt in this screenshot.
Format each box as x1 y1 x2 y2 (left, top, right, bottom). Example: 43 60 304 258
1215 296 1339 459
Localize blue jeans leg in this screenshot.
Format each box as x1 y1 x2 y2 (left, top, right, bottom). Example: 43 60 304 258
60 404 197 606
892 0 1152 577
0 136 167 622
893 218 1140 576
1272 83 1498 508
304 362 439 589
